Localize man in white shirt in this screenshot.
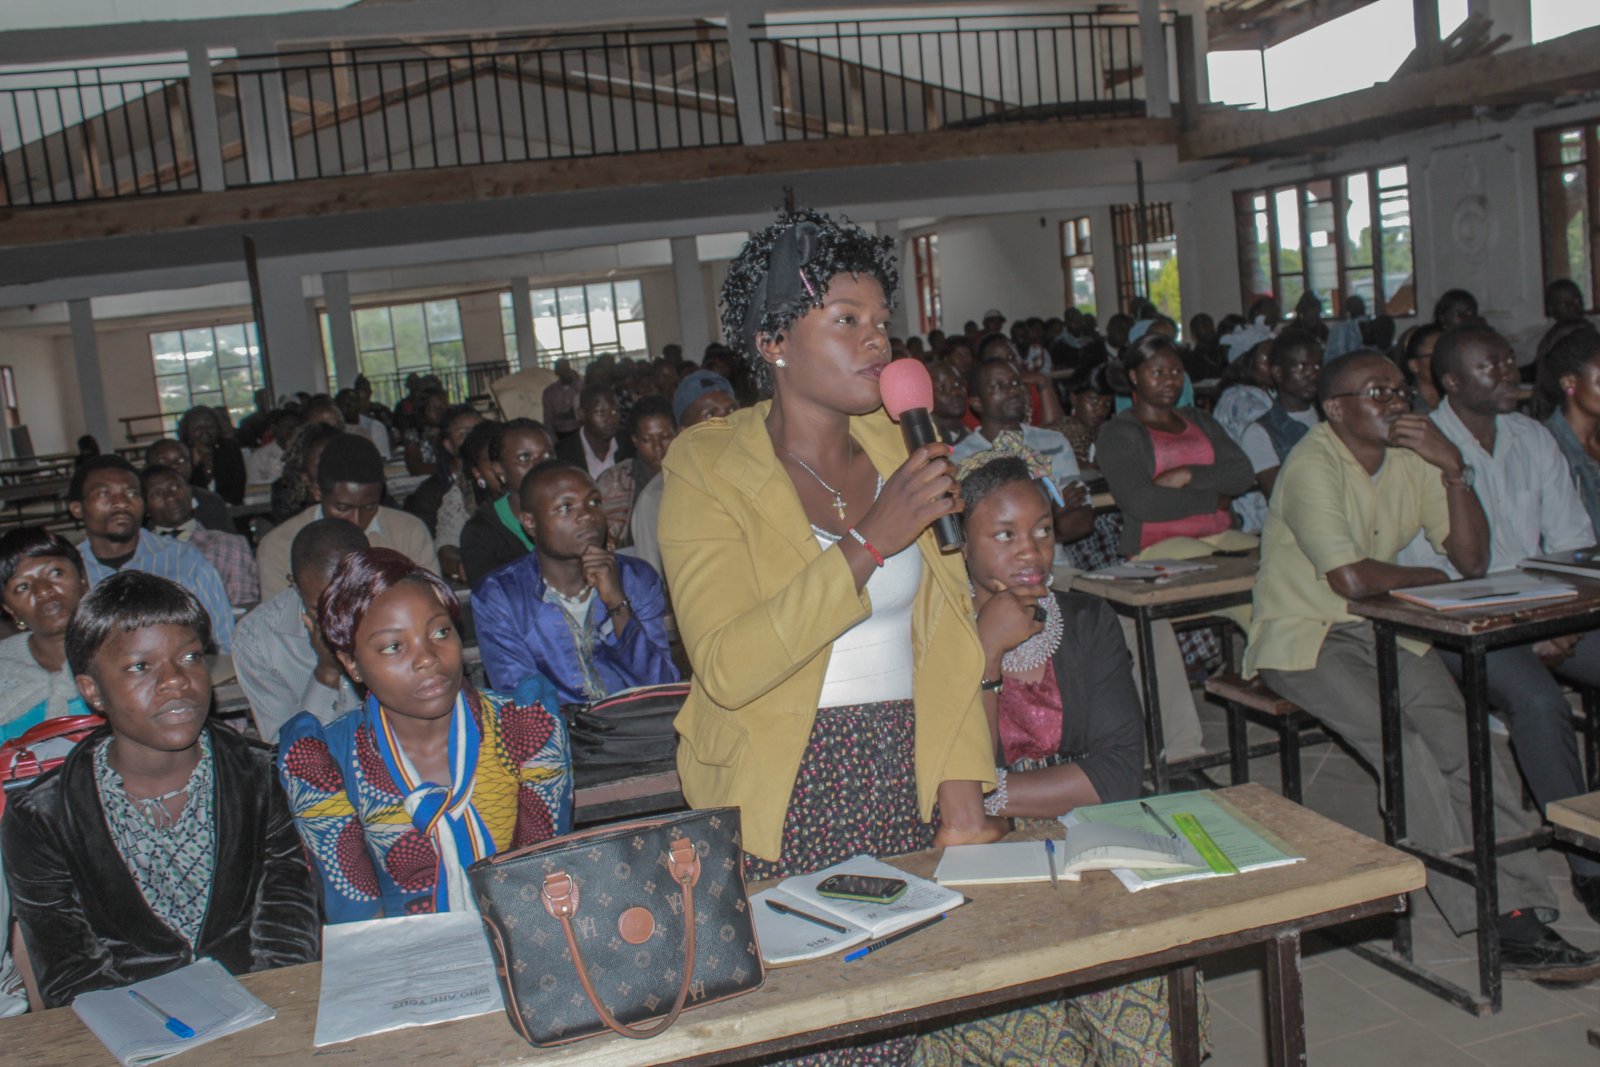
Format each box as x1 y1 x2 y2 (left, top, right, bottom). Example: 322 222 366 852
555 383 626 479
235 518 367 741
255 434 439 600
1397 323 1600 921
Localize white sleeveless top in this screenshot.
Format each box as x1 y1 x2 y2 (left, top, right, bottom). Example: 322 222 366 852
812 528 921 707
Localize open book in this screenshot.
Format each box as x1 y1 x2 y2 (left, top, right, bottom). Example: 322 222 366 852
934 823 1205 886
750 855 965 966
1390 571 1577 611
1064 791 1303 892
71 958 274 1067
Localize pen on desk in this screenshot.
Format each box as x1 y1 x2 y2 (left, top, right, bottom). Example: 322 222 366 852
843 913 946 963
1044 838 1060 890
129 988 196 1039
1140 800 1181 840
765 898 850 934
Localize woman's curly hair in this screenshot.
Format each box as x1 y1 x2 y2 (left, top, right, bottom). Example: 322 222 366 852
718 207 899 393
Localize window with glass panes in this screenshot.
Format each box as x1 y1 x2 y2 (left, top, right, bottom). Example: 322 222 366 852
1234 164 1415 317
319 299 464 397
149 322 265 434
517 280 647 369
911 234 940 335
1060 217 1095 314
1535 124 1595 310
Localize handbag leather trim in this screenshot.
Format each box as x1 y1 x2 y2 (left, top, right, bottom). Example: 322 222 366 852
547 836 701 1040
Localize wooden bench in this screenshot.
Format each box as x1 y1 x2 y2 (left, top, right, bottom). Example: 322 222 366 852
1547 791 1600 1051
1203 674 1332 805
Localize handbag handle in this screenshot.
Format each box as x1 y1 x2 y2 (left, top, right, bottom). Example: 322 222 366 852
542 836 702 1040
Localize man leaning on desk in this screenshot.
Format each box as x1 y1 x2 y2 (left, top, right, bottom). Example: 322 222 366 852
1395 323 1600 925
1243 348 1600 982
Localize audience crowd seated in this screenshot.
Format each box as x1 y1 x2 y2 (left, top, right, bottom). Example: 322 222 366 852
10 204 1600 1040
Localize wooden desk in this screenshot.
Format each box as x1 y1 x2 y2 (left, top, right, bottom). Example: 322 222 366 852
1547 792 1600 1052
1346 575 1600 1014
1067 556 1258 792
0 785 1421 1067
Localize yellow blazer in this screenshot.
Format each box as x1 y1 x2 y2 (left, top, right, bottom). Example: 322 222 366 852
659 401 995 861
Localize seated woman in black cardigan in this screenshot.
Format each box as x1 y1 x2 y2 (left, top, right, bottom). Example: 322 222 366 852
921 443 1209 1065
1 571 319 1008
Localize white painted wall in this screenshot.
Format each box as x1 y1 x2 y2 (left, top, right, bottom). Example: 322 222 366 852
3 331 79 456
918 211 1067 333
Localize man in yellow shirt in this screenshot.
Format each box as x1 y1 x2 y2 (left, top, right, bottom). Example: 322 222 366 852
1246 351 1597 980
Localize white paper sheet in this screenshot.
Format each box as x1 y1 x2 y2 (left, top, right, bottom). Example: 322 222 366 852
313 911 504 1047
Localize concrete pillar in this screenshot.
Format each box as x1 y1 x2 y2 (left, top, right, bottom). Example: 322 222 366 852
68 299 113 449
671 237 711 359
255 261 321 398
186 46 226 193
1085 205 1118 321
1139 0 1173 119
322 271 359 390
1413 0 1442 69
1175 0 1210 103
509 275 536 370
875 220 913 339
1467 0 1531 48
725 14 768 146
236 42 297 183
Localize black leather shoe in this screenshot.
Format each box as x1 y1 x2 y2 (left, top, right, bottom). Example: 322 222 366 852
1500 924 1600 984
1573 873 1600 926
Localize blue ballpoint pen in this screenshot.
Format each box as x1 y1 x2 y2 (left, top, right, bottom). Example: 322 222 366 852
1044 838 1060 890
129 988 196 1039
843 913 946 962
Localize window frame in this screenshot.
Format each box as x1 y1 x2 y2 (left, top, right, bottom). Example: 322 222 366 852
506 279 649 370
320 297 466 395
910 233 941 335
148 321 265 435
1233 162 1415 318
1534 122 1598 312
1060 216 1095 312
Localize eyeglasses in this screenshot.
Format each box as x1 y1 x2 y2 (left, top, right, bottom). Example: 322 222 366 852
1326 385 1413 404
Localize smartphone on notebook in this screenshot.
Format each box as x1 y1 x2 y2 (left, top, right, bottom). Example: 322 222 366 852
816 874 908 904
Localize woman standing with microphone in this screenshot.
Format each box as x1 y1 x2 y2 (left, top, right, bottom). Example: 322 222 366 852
659 209 1002 891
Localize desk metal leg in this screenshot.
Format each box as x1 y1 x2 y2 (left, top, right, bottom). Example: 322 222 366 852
1263 932 1307 1067
1460 646 1502 1012
1373 623 1413 963
1135 610 1170 793
1168 962 1201 1067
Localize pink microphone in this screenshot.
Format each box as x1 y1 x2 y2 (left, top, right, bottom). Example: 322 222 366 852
879 359 963 550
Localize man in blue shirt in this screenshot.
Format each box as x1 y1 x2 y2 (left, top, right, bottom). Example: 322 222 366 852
68 456 237 653
474 460 677 706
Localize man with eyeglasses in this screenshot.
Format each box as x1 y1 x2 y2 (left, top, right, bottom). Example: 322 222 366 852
1244 349 1599 981
1397 323 1600 924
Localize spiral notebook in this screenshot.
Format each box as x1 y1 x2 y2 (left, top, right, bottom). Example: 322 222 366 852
71 958 274 1066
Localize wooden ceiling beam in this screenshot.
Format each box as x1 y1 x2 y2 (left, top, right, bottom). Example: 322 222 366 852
1182 22 1600 160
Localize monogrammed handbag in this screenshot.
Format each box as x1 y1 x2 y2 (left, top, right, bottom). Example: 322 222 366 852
467 806 765 1046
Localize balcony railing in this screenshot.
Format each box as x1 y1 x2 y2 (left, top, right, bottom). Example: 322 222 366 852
750 13 1170 140
0 12 1178 208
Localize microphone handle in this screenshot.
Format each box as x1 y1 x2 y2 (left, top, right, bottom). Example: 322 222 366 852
897 407 964 550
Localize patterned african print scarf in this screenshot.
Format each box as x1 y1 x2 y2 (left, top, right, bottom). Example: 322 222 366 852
954 430 1066 507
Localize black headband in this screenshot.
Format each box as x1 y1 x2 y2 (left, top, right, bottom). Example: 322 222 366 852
740 220 821 356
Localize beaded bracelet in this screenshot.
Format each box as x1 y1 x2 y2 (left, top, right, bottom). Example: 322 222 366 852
846 526 885 567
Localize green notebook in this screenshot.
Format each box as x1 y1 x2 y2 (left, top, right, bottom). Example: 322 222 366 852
1060 791 1304 892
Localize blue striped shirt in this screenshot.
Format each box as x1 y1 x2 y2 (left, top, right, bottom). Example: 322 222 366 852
77 530 237 653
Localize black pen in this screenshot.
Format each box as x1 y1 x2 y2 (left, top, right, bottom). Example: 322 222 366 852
844 913 946 962
1140 800 1181 840
766 898 850 934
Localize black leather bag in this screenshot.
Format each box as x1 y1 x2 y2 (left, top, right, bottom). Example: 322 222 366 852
467 806 764 1046
565 682 687 769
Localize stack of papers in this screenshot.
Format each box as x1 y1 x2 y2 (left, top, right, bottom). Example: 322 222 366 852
751 855 964 966
1520 548 1600 581
1078 559 1216 583
72 959 274 1067
314 911 503 1047
1390 571 1577 612
934 824 1205 886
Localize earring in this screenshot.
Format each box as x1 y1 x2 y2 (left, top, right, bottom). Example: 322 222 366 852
775 358 787 369
1568 386 1577 397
